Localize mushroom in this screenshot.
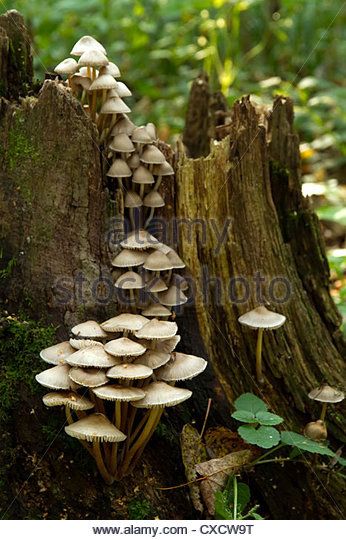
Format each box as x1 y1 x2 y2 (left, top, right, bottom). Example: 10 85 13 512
101 313 148 333
107 363 153 380
71 320 108 340
111 248 147 269
39 341 75 365
105 337 146 358
69 338 103 350
67 346 119 368
109 133 135 159
35 364 72 390
68 367 109 388
131 126 154 156
70 36 107 57
107 158 132 190
158 285 188 307
127 153 141 170
65 413 126 484
42 391 94 411
111 114 135 136
140 145 166 169
156 352 207 382
152 160 174 191
115 81 132 97
134 319 178 340
133 350 171 369
308 384 344 421
114 270 145 307
303 420 328 441
238 306 286 384
141 302 172 318
132 165 155 199
124 191 143 229
54 58 78 87
121 229 160 251
100 62 121 78
143 190 165 227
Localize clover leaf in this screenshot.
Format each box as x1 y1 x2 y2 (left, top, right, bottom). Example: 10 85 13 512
280 432 335 457
255 411 283 426
238 425 280 449
234 393 268 414
231 410 256 423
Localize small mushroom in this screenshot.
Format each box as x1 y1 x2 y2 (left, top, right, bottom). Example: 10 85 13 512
115 81 132 97
131 127 154 156
121 229 160 251
67 346 119 368
143 190 165 227
303 420 328 441
107 158 132 189
54 58 78 86
124 191 143 229
133 350 171 369
111 249 147 269
101 313 149 333
238 306 286 384
135 319 178 340
43 391 94 410
158 285 188 307
71 320 108 339
40 341 75 365
156 352 207 382
107 363 153 380
70 36 107 57
105 337 146 358
132 165 155 199
141 302 172 318
35 364 71 390
68 367 109 388
308 384 344 421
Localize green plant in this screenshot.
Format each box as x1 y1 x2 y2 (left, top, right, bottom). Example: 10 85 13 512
0 316 56 422
215 475 264 520
128 497 153 519
0 248 16 281
232 393 346 466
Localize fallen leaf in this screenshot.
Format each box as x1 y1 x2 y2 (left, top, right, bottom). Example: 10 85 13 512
180 423 208 513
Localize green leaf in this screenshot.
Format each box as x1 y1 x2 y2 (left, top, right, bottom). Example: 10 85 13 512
238 425 280 449
252 512 265 520
234 393 268 414
281 432 335 457
231 410 256 423
214 491 234 520
234 482 251 513
255 411 284 426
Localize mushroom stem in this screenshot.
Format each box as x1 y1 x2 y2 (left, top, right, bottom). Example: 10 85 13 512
139 184 145 199
92 441 114 485
145 207 155 228
115 401 121 429
129 410 150 445
124 408 163 476
255 328 264 384
91 90 97 121
110 443 118 476
65 405 74 425
153 176 162 191
129 208 135 230
320 402 328 421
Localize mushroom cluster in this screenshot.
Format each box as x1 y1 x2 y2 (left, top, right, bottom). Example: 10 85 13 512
36 315 207 483
112 229 188 315
55 35 173 229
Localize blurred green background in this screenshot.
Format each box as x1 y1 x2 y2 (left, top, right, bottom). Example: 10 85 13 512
2 0 346 327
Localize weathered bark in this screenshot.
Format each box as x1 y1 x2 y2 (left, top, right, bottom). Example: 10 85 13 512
175 94 346 518
0 10 33 99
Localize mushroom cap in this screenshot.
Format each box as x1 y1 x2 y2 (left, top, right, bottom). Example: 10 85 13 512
143 251 173 272
124 191 143 208
111 249 146 268
68 367 109 388
40 341 75 365
112 115 135 136
148 195 164 212
121 229 160 250
101 313 149 333
238 306 286 329
303 420 328 441
67 346 119 368
141 303 172 318
65 413 126 443
105 337 146 357
78 49 109 67
140 145 166 164
171 273 189 291
146 122 157 139
69 338 102 350
107 363 153 380
70 73 92 91
153 161 174 176
89 73 117 91
132 381 192 408
54 58 78 76
93 385 145 402
71 36 107 56
71 320 108 339
101 97 131 115
132 165 155 185
43 391 94 410
133 350 171 370
155 335 181 353
35 364 71 390
135 319 178 340
109 133 135 153
155 242 172 255
131 126 154 145
114 270 145 289
115 81 132 97
127 153 141 169
145 276 168 293
107 158 132 178
100 62 121 77
308 384 344 403
158 285 188 306
157 352 207 381
166 249 185 269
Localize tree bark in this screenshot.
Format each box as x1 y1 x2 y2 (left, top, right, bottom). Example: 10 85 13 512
175 92 346 518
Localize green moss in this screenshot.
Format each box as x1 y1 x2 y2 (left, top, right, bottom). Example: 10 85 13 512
0 316 56 422
128 498 154 520
6 112 41 180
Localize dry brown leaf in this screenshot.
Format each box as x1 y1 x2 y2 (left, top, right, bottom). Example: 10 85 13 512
205 426 252 458
180 423 208 513
195 449 253 515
